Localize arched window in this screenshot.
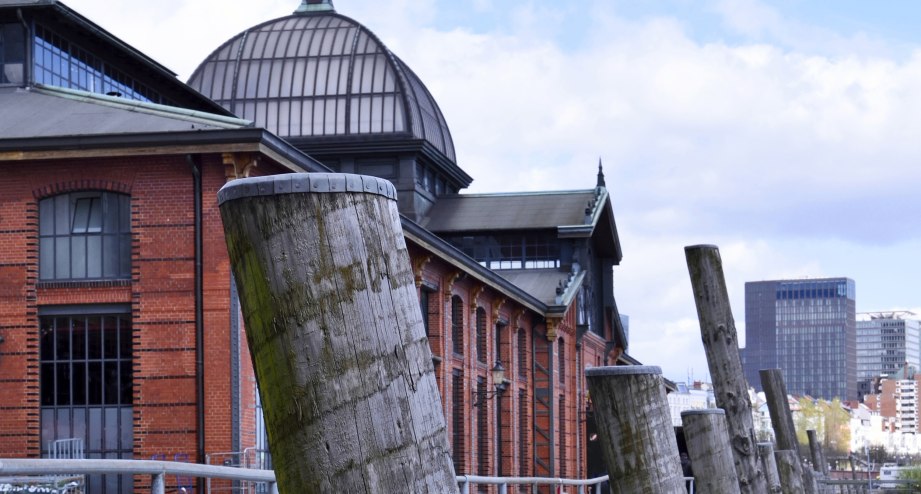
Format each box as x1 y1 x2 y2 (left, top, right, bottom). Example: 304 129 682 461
451 296 464 355
39 191 130 281
476 307 487 363
558 337 565 384
517 328 527 380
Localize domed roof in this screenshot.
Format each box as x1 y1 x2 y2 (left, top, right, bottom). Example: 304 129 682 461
188 4 456 163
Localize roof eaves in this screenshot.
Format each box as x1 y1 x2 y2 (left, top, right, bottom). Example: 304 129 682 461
545 270 586 316
556 187 609 238
32 84 253 129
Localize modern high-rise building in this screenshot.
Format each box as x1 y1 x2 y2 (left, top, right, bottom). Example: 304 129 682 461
856 312 921 400
742 278 857 401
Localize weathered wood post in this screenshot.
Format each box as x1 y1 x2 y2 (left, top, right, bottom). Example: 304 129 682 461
680 409 741 494
218 173 459 494
807 430 829 493
774 450 805 494
684 245 768 493
585 366 686 494
759 369 798 453
757 442 782 493
760 368 818 493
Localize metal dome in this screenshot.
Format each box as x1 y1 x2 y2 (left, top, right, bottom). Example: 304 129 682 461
188 8 456 163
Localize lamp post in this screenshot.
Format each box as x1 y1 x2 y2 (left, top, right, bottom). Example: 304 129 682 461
473 360 509 407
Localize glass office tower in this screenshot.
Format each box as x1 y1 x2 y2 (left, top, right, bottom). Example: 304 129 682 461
856 313 921 399
742 278 857 401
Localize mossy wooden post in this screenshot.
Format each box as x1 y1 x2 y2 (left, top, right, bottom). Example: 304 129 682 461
759 369 798 453
757 442 782 493
585 366 685 494
680 409 741 494
684 245 767 494
760 368 817 493
774 450 805 494
218 174 458 494
807 430 829 492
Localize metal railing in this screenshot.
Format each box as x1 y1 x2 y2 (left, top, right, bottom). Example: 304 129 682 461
456 475 695 494
0 459 278 494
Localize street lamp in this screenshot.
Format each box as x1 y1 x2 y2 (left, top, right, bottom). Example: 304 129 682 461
473 360 509 407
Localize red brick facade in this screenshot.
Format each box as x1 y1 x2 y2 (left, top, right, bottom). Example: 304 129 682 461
1 152 618 485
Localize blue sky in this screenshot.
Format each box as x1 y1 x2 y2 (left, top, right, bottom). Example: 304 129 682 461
69 0 921 384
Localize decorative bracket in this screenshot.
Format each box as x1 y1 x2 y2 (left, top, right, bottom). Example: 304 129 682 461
412 255 432 288
223 152 259 180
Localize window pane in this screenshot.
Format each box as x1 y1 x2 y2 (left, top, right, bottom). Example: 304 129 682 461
40 237 54 279
103 318 118 359
55 321 70 360
39 198 54 235
119 195 130 233
41 363 55 406
104 362 119 405
55 363 71 406
72 198 91 234
102 235 117 278
103 193 119 232
86 198 102 233
71 235 87 278
88 362 102 405
54 195 69 235
72 362 86 405
87 317 102 359
55 237 70 279
87 235 102 278
119 234 130 277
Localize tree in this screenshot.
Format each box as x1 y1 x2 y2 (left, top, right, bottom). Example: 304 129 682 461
794 397 851 458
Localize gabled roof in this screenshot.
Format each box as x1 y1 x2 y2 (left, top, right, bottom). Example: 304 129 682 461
0 85 250 139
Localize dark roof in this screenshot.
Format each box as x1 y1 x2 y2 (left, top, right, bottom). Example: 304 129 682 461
188 9 456 164
421 190 598 232
0 85 250 139
0 85 330 174
493 269 581 308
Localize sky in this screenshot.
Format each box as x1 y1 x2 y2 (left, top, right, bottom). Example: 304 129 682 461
65 0 921 384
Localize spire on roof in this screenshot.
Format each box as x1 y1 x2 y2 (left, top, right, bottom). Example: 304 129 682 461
295 0 335 14
596 158 606 188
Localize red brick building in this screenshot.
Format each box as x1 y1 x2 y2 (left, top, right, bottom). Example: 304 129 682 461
0 0 636 491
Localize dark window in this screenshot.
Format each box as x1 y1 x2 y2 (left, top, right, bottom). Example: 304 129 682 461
0 23 25 85
518 329 528 380
558 338 565 385
451 369 465 474
518 388 528 476
444 233 560 270
476 307 487 364
419 287 434 338
451 296 464 355
558 395 566 477
40 309 133 493
39 191 131 281
476 377 488 481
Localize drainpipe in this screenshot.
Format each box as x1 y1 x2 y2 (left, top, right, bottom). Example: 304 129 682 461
187 155 206 491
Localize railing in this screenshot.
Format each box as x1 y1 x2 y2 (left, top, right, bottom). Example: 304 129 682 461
820 478 919 493
0 459 278 494
1 459 701 494
455 475 695 494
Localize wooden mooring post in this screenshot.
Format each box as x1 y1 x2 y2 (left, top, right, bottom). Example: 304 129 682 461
757 442 783 493
684 245 768 493
585 366 686 494
680 409 741 494
760 368 819 493
774 450 805 494
218 174 458 494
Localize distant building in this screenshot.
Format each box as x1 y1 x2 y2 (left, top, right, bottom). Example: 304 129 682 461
856 312 921 400
864 365 921 435
667 381 715 426
742 278 857 401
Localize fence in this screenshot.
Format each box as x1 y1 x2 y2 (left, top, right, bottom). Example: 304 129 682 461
455 475 695 493
0 458 278 494
820 478 919 493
